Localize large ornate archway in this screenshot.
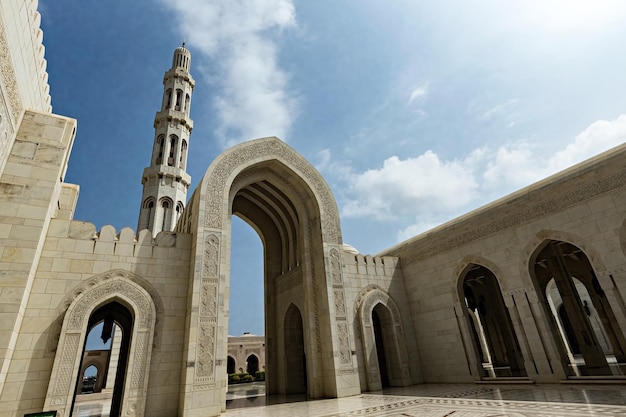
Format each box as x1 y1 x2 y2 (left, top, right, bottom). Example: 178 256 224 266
44 272 157 417
178 137 360 416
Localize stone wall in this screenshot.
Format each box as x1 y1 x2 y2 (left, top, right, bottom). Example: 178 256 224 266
1 221 191 417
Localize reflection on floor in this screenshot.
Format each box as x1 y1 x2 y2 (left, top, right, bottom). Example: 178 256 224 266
225 383 626 416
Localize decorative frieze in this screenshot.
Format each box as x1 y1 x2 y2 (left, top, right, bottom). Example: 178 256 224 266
397 169 626 265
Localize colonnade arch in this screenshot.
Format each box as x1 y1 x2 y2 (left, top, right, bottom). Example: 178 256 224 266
180 137 359 415
457 263 527 378
530 239 626 376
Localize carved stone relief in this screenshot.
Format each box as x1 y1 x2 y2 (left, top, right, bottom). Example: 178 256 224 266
400 169 626 266
202 138 341 244
0 13 23 124
195 233 220 386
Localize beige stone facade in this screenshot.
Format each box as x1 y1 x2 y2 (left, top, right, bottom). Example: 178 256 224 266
1 2 626 417
227 334 266 375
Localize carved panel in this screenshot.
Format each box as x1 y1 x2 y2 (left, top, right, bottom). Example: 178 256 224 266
52 332 80 399
337 322 351 364
131 331 149 389
0 13 23 124
196 321 216 379
195 233 220 385
334 289 346 315
330 248 342 286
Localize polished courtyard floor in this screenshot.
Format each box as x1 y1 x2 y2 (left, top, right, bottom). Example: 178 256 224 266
225 383 626 416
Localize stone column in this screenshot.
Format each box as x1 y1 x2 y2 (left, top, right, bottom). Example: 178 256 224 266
548 242 610 375
504 292 538 379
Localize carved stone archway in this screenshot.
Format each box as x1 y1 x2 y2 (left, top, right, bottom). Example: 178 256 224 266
44 273 157 417
179 137 359 416
355 285 411 390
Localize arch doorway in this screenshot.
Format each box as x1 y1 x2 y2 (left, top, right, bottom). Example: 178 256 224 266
246 355 260 376
460 264 527 378
356 286 411 391
284 304 306 394
227 356 236 375
532 240 626 376
44 275 156 417
72 302 132 417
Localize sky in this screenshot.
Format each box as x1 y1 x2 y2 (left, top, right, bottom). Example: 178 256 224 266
39 0 626 336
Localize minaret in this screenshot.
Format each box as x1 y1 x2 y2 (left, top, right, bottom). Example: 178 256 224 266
138 44 194 235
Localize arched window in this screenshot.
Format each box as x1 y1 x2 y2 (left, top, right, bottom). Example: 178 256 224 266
161 199 172 232
155 135 165 165
168 135 177 167
164 89 172 109
175 89 183 111
175 202 184 227
81 365 98 394
184 93 190 111
142 198 155 231
180 140 188 169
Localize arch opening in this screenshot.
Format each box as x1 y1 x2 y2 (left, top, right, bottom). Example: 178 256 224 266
283 304 306 395
531 240 626 376
72 302 132 417
459 264 527 378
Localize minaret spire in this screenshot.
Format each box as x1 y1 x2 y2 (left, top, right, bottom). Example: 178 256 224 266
138 44 194 235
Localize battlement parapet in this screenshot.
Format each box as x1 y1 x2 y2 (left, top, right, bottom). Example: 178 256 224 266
46 219 192 257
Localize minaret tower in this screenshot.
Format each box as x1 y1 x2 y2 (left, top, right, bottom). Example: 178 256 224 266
138 44 194 235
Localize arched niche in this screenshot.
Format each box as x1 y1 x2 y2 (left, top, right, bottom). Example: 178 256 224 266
44 276 157 417
355 285 410 391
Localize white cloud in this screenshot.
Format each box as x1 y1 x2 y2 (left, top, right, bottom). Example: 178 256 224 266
338 114 626 237
407 85 428 105
342 151 477 220
159 0 297 147
548 115 626 172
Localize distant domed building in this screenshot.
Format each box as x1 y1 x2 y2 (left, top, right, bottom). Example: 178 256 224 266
1 2 626 417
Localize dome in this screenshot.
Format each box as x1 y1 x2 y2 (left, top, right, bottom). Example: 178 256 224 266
342 243 360 255
172 42 191 70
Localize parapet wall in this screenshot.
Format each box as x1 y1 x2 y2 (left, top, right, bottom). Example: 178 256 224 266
46 219 192 258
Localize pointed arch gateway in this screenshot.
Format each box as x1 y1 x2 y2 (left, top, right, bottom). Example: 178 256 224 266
44 274 157 417
180 137 359 416
356 285 411 391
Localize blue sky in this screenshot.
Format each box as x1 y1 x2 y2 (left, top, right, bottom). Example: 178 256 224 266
39 1 626 336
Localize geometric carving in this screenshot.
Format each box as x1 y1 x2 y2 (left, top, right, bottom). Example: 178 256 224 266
51 270 164 351
396 168 626 265
195 233 220 385
202 138 341 244
0 12 24 124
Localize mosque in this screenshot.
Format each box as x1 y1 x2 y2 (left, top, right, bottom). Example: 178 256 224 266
1 2 626 417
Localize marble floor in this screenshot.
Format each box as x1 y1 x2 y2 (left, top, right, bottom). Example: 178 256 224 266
224 383 626 416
